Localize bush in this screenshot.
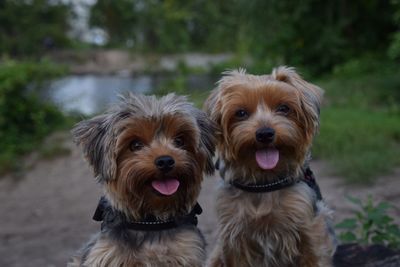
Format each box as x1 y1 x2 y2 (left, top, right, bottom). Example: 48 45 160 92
0 61 68 173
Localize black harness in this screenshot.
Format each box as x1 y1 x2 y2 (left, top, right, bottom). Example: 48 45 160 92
93 197 203 231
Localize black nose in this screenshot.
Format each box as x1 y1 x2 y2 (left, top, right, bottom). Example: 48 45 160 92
256 127 275 143
154 155 175 172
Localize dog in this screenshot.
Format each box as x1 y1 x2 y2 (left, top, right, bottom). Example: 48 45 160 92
68 93 216 267
205 67 336 267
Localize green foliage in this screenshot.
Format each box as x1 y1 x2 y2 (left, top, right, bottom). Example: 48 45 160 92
314 107 400 183
152 63 210 108
89 0 398 74
242 0 395 74
89 0 137 46
313 56 400 182
0 0 72 57
389 0 400 59
336 196 400 249
90 0 238 52
0 61 68 173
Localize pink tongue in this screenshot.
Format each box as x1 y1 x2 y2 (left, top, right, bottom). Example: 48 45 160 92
255 148 279 170
151 179 180 196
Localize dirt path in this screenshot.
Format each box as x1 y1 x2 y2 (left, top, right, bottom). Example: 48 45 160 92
0 137 399 267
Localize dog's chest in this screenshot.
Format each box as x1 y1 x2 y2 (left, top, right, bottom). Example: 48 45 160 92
217 186 315 265
85 229 205 267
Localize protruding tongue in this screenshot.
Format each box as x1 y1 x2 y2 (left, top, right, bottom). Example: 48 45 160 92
255 148 279 170
151 179 180 196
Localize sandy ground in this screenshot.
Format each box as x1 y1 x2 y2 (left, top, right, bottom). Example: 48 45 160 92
0 137 399 267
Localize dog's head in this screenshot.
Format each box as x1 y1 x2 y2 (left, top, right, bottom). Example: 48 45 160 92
205 66 322 179
72 93 216 219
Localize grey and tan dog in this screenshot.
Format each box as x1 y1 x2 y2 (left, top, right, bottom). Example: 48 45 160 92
205 67 336 267
68 93 216 267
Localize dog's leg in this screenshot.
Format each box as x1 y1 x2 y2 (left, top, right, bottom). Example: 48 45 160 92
299 211 336 267
298 238 320 267
207 244 225 267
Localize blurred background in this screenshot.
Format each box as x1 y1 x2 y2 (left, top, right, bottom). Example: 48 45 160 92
0 0 399 266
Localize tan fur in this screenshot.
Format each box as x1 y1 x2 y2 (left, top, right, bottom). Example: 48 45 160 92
70 93 216 267
68 230 205 267
205 67 336 267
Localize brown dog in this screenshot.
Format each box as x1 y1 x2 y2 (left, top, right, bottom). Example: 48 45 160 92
68 93 216 267
205 67 336 267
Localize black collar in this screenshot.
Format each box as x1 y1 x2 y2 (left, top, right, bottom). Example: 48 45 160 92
230 177 295 193
228 167 322 198
93 197 202 231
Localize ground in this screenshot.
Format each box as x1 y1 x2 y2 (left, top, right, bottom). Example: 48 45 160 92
0 134 399 267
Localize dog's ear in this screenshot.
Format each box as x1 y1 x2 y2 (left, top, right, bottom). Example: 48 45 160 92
272 66 323 136
193 109 218 175
71 115 117 182
204 69 248 146
204 69 247 126
204 87 222 127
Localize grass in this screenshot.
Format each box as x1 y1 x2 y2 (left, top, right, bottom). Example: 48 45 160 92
313 107 400 183
313 57 400 183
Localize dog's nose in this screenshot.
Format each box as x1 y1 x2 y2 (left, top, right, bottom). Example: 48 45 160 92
154 155 175 172
256 127 275 143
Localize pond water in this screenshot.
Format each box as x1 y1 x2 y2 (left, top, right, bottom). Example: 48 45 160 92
42 74 216 115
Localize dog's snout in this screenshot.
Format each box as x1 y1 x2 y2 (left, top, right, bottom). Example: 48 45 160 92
256 127 275 143
154 155 175 172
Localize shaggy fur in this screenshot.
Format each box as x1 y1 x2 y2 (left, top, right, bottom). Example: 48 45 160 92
68 93 216 267
205 67 336 267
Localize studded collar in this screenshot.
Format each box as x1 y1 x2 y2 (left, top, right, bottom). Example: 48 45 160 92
230 177 295 193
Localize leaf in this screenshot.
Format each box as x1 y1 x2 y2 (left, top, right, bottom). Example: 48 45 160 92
356 211 364 221
368 211 391 225
362 220 373 232
387 224 400 237
336 218 358 230
347 195 363 207
371 233 387 245
339 231 357 242
376 202 392 212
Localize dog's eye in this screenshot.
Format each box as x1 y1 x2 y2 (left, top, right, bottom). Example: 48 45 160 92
173 136 185 148
235 109 249 119
276 104 290 115
130 140 144 151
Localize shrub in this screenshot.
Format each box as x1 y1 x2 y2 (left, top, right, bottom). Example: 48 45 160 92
0 61 67 173
336 196 400 249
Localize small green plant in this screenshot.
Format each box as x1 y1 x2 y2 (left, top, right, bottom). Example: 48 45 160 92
336 196 400 249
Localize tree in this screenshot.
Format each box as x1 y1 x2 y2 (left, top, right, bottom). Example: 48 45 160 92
89 0 137 46
238 0 396 73
0 0 72 57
